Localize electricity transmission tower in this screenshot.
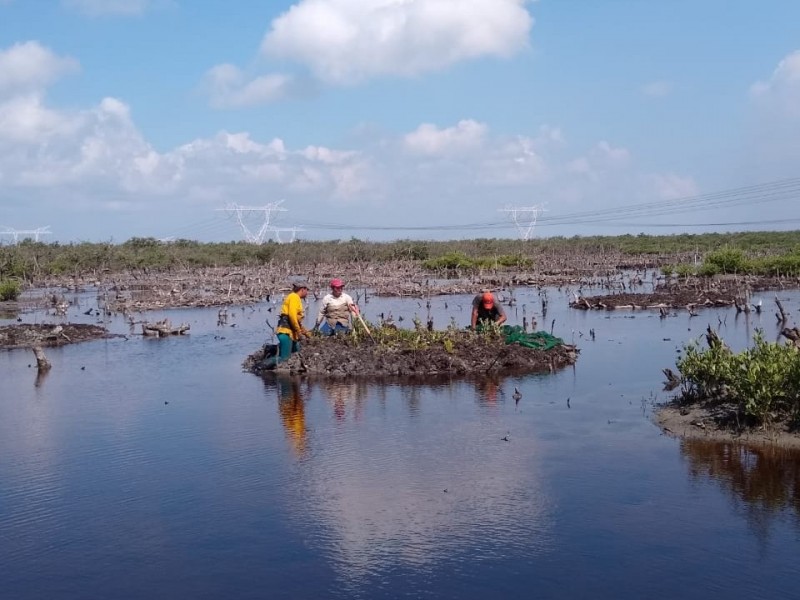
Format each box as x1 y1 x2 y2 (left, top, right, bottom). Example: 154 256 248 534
218 202 288 244
271 227 302 244
0 226 52 244
498 206 545 241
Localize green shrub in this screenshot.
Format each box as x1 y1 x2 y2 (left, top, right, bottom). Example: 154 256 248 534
661 265 674 278
676 331 800 425
696 262 721 277
422 252 475 270
674 264 695 277
703 248 750 274
0 279 21 301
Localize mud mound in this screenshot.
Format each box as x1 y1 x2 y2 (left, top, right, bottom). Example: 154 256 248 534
571 289 736 311
0 324 113 349
244 330 579 378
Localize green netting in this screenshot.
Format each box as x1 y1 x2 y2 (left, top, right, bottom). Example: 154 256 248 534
501 325 564 350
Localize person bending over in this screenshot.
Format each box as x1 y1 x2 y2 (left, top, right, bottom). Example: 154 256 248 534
471 291 507 330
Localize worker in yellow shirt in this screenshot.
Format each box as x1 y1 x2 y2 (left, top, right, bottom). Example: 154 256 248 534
262 282 311 369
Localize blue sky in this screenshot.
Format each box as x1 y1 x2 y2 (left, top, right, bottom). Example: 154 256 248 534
0 0 799 243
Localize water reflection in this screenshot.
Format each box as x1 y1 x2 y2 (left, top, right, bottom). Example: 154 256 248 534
322 380 367 422
474 376 502 405
681 440 800 535
262 376 552 587
274 376 308 458
0 307 19 320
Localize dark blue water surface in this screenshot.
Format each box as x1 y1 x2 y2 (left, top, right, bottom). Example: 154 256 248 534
2 286 799 599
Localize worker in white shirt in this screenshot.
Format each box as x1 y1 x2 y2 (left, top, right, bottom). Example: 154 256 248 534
315 278 360 335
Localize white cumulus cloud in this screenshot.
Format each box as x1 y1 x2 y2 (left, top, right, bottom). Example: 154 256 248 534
202 64 296 109
750 49 800 119
403 119 487 156
261 0 534 84
0 41 78 95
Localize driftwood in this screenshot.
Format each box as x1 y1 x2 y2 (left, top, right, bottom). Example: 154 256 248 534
32 346 51 371
662 367 681 391
775 296 789 325
781 327 800 348
142 319 190 337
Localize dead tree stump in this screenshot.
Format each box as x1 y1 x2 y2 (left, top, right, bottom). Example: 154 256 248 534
32 346 51 371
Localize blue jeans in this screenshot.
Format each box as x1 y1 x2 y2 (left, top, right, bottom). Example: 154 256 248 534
320 322 351 336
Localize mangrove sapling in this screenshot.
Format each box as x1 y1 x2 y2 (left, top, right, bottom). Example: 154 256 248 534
674 329 800 428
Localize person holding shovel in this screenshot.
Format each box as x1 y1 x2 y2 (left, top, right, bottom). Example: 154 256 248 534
315 278 361 335
261 281 311 369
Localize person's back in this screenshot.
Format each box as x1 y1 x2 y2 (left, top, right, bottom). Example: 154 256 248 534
471 291 506 329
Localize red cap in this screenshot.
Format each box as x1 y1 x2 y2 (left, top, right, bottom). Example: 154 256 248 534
481 292 494 308
330 278 344 288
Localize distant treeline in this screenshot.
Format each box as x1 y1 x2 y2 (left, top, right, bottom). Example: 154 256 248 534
1 230 800 281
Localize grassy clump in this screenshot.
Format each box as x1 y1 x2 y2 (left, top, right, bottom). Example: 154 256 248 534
421 252 533 271
0 279 20 301
675 330 800 426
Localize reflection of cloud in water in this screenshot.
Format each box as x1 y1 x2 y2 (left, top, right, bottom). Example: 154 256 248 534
284 380 552 582
681 440 800 539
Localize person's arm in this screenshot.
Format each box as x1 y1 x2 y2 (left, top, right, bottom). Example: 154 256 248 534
495 302 506 325
471 306 479 329
345 293 360 315
315 296 328 328
288 295 309 337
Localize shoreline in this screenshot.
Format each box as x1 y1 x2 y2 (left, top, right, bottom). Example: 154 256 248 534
655 401 800 450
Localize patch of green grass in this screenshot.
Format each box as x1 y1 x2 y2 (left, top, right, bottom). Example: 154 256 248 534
0 279 21 301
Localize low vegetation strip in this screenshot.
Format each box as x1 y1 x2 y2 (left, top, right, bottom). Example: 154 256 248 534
4 231 800 284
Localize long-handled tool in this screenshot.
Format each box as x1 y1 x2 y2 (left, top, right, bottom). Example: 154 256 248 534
355 311 376 342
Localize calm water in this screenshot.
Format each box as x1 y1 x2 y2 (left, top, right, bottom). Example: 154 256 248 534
2 285 799 599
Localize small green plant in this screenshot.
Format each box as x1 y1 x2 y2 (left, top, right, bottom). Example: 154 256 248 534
661 265 674 278
0 279 21 301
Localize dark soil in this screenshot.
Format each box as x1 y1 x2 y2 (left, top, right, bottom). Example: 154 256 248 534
0 324 114 350
244 333 579 379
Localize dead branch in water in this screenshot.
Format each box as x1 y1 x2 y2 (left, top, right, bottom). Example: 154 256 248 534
142 319 190 337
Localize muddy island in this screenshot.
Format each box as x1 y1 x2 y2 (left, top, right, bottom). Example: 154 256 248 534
0 323 114 350
244 326 579 379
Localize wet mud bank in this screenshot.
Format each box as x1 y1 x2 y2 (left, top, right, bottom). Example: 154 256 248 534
655 402 800 450
0 324 114 350
570 277 794 313
244 332 579 379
